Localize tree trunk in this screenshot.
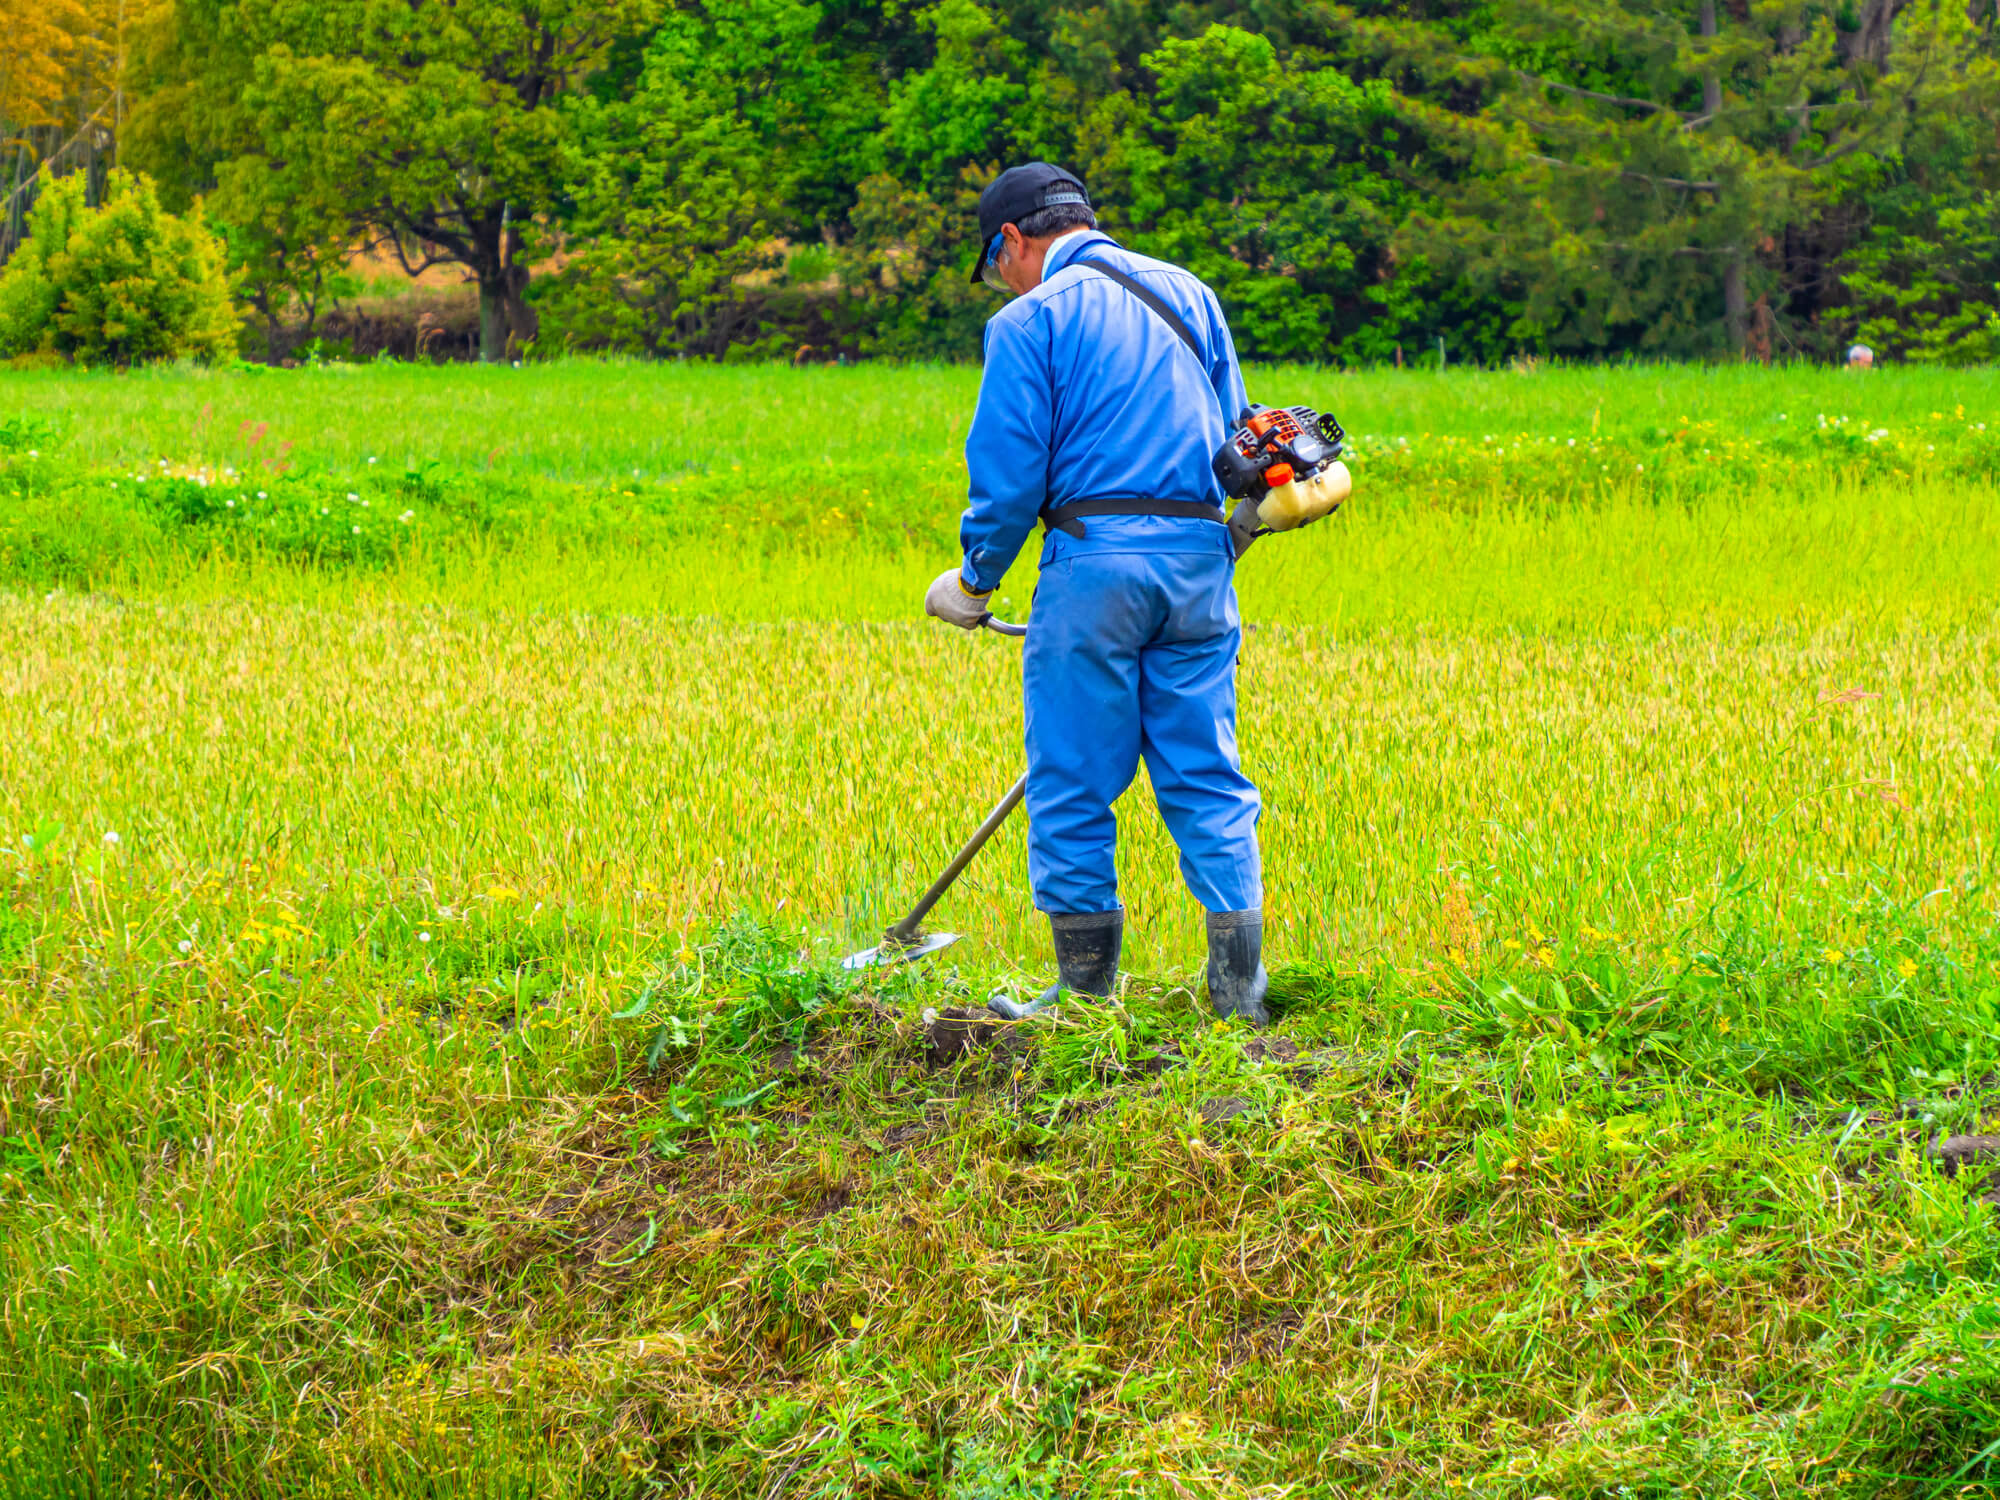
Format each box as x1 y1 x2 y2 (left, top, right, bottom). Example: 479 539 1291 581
1700 0 1745 354
478 277 509 363
476 266 538 361
502 261 538 350
1723 257 1749 352
473 210 537 361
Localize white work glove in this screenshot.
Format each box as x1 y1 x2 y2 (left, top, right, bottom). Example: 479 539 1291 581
924 567 993 630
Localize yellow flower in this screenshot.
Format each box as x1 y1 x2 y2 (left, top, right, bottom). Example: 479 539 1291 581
1897 957 1918 979
1536 946 1556 965
1503 938 1523 950
486 885 519 901
1824 947 1845 964
1716 1015 1731 1035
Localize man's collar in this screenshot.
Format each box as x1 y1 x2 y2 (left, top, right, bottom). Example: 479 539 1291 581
1042 228 1113 279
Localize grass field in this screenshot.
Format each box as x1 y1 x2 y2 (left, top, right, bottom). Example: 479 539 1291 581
2 361 1999 1498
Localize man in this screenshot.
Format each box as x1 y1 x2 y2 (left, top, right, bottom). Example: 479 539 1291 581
922 162 1269 1026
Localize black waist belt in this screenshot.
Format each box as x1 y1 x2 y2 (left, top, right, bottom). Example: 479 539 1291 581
1040 497 1227 539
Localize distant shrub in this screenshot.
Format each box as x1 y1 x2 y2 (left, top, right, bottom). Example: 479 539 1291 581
0 169 239 365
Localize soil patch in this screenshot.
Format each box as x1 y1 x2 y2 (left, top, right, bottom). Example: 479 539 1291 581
921 1007 1032 1072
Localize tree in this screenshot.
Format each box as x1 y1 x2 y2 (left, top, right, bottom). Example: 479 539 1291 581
1083 24 1424 361
0 167 236 362
141 0 656 362
3 0 163 253
539 0 873 356
1824 12 2000 363
1394 0 1998 358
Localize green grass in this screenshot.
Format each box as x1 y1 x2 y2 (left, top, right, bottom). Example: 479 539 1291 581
6 359 1994 483
1 361 1998 1498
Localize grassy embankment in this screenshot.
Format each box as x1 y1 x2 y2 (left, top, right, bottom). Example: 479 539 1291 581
1 362 1998 1497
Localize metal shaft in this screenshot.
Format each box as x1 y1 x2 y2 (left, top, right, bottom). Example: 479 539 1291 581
885 772 1027 943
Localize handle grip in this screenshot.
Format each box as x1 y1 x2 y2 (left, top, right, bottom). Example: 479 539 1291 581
980 614 1027 637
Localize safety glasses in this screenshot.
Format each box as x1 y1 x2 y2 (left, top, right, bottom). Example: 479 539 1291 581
980 230 1009 291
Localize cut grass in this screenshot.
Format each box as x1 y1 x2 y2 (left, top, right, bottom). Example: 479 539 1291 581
5 922 1999 1497
1 363 1998 1498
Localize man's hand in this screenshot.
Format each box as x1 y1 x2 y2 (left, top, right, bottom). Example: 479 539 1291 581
925 567 994 630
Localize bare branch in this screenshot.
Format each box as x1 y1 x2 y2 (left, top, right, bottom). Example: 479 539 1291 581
1527 153 1721 192
1602 242 1745 257
1514 70 1696 118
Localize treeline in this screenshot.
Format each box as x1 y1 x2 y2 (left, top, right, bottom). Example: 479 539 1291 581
5 0 2000 365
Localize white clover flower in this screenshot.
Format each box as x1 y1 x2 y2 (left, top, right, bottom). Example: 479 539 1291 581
398 509 415 523
258 490 268 499
351 524 360 534
367 456 378 465
178 938 193 954
346 492 359 502
418 931 432 943
225 498 235 508
102 831 120 846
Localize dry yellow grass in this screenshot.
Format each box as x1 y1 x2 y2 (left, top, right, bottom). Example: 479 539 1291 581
6 596 1990 976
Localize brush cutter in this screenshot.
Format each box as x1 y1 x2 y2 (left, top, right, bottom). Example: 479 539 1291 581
843 399 1349 972
841 615 1026 970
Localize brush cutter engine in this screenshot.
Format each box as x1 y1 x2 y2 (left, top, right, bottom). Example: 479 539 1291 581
1212 404 1351 552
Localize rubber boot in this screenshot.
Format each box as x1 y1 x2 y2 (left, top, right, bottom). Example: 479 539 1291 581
988 910 1123 1021
1206 908 1270 1026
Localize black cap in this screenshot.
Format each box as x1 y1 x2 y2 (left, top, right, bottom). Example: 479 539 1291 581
969 163 1091 283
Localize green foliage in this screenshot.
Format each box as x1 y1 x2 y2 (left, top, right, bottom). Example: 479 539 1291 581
93 0 2000 365
139 0 658 363
0 170 237 365
880 0 1025 196
1093 25 1418 360
1835 193 2000 364
537 0 815 356
1827 84 2000 365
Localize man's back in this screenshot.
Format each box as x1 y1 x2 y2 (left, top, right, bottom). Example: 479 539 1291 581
961 230 1250 585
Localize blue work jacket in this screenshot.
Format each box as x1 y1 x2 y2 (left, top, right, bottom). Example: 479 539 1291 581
958 231 1250 593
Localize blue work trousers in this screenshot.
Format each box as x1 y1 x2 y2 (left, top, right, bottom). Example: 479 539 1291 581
1022 519 1262 915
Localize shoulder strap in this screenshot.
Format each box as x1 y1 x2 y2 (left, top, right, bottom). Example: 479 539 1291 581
1071 257 1205 366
